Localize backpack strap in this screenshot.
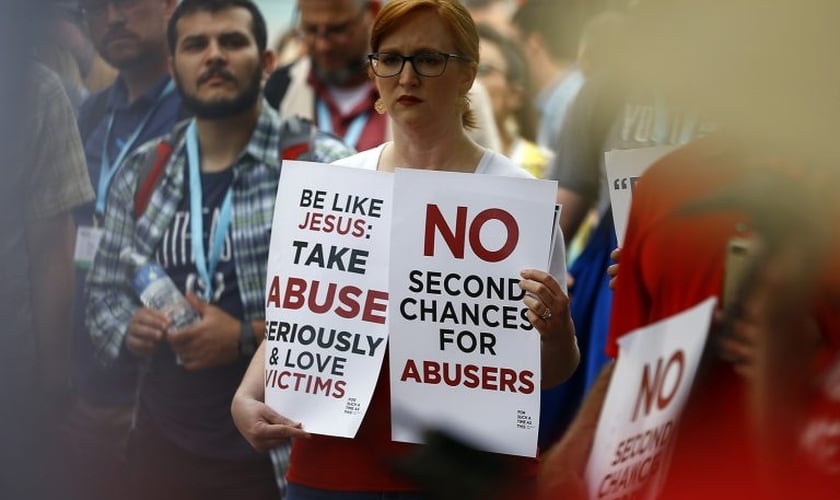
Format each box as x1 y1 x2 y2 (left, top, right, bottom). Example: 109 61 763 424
132 120 191 219
131 115 323 220
133 141 174 219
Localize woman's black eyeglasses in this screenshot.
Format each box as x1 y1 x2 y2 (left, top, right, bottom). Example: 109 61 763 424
368 51 472 78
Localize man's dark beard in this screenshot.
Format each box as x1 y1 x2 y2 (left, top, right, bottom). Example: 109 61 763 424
314 55 369 86
101 42 162 74
176 65 263 120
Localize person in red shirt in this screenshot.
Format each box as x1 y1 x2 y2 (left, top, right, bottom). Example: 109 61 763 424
537 0 840 496
538 133 840 500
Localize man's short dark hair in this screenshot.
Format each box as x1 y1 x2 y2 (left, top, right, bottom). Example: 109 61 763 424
167 0 268 55
512 0 584 62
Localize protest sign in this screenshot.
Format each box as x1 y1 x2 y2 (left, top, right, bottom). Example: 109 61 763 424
388 168 557 457
605 146 675 243
586 297 716 499
264 161 392 438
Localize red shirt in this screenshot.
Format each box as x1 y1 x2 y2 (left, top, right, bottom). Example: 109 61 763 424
287 355 539 494
795 265 840 498
798 359 840 499
287 356 416 491
607 135 840 499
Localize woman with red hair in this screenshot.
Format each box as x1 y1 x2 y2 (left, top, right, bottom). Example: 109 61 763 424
232 2 579 498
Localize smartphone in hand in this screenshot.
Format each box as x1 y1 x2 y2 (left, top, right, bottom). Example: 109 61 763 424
722 236 760 310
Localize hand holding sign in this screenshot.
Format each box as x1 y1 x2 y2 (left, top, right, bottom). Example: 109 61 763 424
232 343 311 453
607 247 621 290
519 268 578 388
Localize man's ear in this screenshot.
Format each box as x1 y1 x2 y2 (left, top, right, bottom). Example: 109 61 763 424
262 50 277 79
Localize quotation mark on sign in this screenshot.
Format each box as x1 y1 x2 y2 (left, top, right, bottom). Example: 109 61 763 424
614 176 640 193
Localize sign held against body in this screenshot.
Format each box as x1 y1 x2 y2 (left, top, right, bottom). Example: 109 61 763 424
264 161 392 438
388 168 559 457
605 146 675 243
585 297 717 499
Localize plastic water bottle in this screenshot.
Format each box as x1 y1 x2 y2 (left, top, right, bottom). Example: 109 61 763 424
121 248 199 330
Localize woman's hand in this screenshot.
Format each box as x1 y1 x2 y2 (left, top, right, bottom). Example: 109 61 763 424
519 269 580 387
231 341 310 452
231 392 310 452
607 247 621 290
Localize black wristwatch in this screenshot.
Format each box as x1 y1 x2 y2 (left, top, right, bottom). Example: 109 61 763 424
238 320 258 357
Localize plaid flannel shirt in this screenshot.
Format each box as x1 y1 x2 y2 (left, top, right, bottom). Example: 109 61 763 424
85 102 353 366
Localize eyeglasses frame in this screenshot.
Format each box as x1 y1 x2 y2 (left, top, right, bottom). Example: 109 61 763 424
367 51 473 78
81 0 142 18
296 7 368 43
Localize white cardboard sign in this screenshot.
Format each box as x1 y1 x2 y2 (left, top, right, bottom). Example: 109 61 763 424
264 161 392 438
585 297 717 499
388 168 558 457
605 146 675 244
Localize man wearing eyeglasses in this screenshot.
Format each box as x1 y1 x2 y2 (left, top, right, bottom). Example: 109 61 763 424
265 0 501 153
265 0 386 152
66 1 180 499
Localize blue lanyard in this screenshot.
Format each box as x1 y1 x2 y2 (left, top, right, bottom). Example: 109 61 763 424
96 80 176 215
317 99 368 149
185 120 234 302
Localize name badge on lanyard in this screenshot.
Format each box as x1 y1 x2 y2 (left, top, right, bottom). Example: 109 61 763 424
185 120 234 302
74 226 105 270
